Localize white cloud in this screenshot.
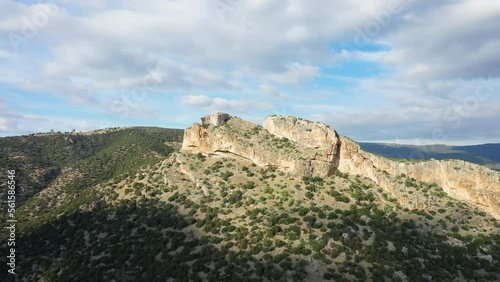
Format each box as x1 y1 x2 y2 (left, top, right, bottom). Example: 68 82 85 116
267 63 320 85
0 0 384 99
0 99 50 135
0 117 9 131
178 95 213 108
377 0 500 80
259 84 288 99
178 94 272 114
0 0 499 143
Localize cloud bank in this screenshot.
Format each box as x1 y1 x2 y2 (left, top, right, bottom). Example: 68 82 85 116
0 0 499 144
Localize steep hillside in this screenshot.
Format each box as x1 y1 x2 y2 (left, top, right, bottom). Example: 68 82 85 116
1 115 499 282
0 127 183 204
338 138 499 219
184 114 499 219
360 142 500 171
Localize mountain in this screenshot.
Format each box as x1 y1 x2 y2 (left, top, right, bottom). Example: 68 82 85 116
359 142 500 171
1 114 499 282
184 113 499 218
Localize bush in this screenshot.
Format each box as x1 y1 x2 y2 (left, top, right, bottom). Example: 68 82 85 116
242 181 256 190
327 212 338 220
133 182 144 189
274 239 285 247
220 171 234 181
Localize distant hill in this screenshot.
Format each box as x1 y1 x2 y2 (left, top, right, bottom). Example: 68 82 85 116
359 142 500 171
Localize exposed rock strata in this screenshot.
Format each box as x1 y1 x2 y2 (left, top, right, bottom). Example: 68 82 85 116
181 113 338 177
263 115 339 149
338 137 500 218
181 113 500 218
200 112 230 127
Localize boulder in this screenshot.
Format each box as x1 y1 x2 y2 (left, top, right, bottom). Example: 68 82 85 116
200 112 230 127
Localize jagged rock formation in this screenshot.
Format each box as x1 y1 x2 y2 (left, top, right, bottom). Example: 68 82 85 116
338 137 500 218
263 115 339 149
182 113 500 218
181 113 339 177
263 115 342 169
200 112 230 127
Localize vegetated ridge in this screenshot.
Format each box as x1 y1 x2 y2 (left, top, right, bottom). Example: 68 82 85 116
184 113 499 219
0 114 499 282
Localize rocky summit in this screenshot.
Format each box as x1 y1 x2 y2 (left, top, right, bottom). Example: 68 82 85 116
2 114 499 282
182 113 340 178
183 113 500 219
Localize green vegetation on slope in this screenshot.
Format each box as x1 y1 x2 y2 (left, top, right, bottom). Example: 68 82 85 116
0 127 183 203
4 166 499 281
1 128 499 282
12 199 310 282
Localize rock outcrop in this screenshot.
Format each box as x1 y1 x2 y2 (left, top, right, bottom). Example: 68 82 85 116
338 137 500 218
263 115 339 149
200 112 230 127
182 113 339 177
181 113 500 218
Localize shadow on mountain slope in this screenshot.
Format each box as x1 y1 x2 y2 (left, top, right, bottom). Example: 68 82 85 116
2 197 499 282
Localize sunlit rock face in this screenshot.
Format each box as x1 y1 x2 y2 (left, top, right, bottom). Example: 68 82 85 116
200 112 230 127
181 113 339 177
181 113 500 218
263 115 340 149
338 136 500 219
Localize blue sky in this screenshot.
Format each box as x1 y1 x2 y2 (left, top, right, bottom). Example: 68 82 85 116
1 0 499 145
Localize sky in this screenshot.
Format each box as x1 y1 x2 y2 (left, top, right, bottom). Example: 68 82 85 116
0 0 499 145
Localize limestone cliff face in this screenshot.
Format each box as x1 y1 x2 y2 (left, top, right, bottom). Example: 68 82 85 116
181 113 336 177
262 115 341 172
182 113 500 218
200 112 230 127
263 116 339 149
338 136 500 218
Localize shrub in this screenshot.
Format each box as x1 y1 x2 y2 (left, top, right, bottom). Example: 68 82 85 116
242 181 256 190
220 171 234 181
264 186 274 194
274 239 285 247
133 182 144 189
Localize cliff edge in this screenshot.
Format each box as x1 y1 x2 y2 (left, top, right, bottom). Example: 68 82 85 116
181 113 500 218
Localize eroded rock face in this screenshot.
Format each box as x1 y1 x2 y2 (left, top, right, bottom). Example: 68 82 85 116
181 113 500 218
263 115 339 149
338 136 500 218
182 113 339 177
200 112 230 127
